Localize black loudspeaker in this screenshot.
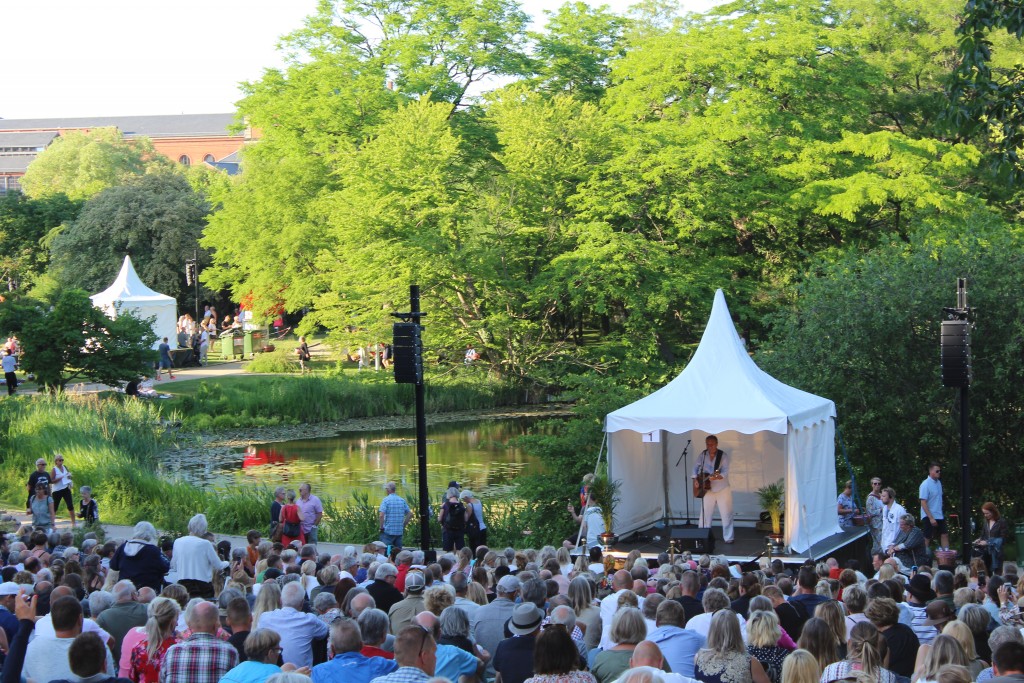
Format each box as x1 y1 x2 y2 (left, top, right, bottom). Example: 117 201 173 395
392 322 423 384
671 527 715 553
941 320 971 388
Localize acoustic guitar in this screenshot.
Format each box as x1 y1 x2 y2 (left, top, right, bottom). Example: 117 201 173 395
693 473 714 499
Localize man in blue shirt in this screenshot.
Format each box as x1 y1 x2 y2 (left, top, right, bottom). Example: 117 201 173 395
647 599 706 677
919 462 949 551
312 618 397 683
379 482 413 550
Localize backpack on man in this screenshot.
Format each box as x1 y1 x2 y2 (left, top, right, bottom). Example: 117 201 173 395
445 499 467 531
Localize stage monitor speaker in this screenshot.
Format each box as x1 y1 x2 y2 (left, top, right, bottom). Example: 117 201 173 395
670 527 714 553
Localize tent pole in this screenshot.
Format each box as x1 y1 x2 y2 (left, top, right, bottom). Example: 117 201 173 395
662 432 670 528
574 432 608 551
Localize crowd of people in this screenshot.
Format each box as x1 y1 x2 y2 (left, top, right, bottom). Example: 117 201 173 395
13 458 1024 683
5 485 1024 683
838 465 1012 575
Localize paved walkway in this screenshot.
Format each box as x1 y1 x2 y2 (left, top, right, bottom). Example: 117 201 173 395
64 359 251 394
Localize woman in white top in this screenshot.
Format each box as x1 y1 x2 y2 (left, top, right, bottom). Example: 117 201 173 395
50 453 76 527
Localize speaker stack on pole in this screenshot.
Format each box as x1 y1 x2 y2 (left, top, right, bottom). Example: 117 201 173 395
392 286 430 552
941 278 972 562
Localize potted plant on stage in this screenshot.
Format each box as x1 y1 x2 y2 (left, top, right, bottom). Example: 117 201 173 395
757 479 785 552
588 469 621 549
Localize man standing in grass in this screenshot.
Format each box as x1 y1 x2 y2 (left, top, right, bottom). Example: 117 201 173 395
298 482 324 545
379 482 412 550
2 350 16 395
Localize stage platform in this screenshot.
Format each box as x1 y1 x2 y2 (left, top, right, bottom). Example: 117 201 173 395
605 524 871 569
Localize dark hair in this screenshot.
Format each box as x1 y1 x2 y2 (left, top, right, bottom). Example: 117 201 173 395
798 567 818 590
798 617 840 670
993 641 1024 675
333 577 357 606
51 595 83 631
226 597 251 625
533 626 579 674
67 632 106 677
866 582 891 600
883 579 904 603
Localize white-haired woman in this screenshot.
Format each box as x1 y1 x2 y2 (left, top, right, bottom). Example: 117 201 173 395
169 513 229 599
110 520 169 592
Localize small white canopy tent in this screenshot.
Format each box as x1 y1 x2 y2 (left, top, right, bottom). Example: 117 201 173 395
604 290 839 553
90 256 177 350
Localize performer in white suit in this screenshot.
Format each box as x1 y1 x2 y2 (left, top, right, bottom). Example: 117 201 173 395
692 435 734 543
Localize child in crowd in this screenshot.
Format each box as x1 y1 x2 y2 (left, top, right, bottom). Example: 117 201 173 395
79 485 99 525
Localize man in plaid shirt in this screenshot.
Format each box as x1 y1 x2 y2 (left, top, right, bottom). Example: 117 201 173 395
378 481 412 550
160 601 237 683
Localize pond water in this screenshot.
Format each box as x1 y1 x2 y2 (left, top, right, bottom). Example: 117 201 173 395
160 418 546 504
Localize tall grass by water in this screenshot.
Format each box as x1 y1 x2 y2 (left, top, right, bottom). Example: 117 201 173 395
0 386 544 543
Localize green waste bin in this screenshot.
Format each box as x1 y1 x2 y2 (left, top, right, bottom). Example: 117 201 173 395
1016 523 1024 564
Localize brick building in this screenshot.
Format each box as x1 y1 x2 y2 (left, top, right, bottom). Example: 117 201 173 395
0 113 251 194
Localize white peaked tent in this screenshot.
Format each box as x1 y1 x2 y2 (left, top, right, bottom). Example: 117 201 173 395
90 256 177 350
604 290 840 553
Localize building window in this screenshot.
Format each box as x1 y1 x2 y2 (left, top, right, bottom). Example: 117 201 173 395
203 154 215 163
178 155 191 166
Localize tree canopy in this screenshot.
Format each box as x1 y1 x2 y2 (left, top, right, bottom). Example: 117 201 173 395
49 173 211 313
0 289 158 391
20 128 170 201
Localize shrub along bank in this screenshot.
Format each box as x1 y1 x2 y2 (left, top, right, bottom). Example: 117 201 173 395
161 372 522 431
0 373 536 543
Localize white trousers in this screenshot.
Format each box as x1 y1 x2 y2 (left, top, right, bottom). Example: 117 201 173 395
699 487 734 542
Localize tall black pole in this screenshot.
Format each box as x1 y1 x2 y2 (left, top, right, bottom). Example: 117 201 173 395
410 285 430 552
193 249 200 322
960 386 970 561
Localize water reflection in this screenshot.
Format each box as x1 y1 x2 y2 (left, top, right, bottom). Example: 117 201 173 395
165 418 545 504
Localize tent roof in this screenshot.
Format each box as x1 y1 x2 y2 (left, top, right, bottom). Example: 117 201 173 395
605 289 835 435
90 256 176 305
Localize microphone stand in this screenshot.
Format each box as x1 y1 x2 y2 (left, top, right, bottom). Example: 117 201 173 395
676 440 692 526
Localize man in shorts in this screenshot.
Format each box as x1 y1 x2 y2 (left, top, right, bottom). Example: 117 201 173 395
156 337 175 380
919 462 949 551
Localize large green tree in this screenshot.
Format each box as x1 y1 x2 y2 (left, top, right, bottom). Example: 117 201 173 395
0 290 158 391
0 193 81 293
761 214 1024 519
49 173 211 312
20 128 170 201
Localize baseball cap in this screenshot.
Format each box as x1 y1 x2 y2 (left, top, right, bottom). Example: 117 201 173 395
405 571 426 593
497 575 521 594
0 582 21 596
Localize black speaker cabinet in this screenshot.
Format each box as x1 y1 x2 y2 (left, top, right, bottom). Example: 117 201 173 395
941 319 971 387
670 527 715 553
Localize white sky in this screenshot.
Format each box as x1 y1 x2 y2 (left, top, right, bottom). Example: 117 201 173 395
2 0 719 120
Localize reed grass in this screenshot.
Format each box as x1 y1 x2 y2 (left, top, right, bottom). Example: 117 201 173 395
0 385 544 544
